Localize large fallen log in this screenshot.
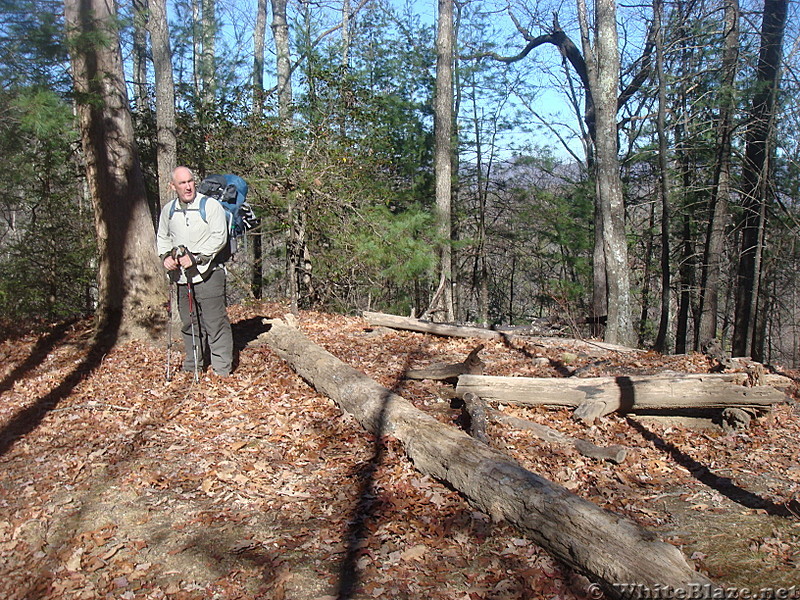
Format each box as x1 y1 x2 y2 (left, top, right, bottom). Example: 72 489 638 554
456 373 787 423
362 310 642 354
259 317 717 598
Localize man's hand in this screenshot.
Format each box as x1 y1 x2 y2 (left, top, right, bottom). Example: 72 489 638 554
164 246 196 271
163 254 179 271
177 252 196 269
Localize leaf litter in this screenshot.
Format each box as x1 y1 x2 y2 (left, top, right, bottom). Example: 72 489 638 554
0 302 799 599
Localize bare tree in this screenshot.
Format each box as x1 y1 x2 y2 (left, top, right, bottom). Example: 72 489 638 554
253 0 267 114
697 0 739 350
131 0 149 114
652 0 671 352
577 0 635 346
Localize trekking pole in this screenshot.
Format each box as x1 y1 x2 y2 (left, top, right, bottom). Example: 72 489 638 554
166 279 175 381
186 277 200 384
175 246 200 384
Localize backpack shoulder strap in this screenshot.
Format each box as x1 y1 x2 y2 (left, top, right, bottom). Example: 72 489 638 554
199 196 207 223
170 196 210 223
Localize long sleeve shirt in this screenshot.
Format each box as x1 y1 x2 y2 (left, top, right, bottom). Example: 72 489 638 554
156 194 228 284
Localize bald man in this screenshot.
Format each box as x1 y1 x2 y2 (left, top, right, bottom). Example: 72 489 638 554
157 166 233 377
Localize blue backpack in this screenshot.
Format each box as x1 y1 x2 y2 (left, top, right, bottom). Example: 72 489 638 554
170 173 259 261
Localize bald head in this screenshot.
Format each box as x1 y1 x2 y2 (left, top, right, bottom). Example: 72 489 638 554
171 166 197 204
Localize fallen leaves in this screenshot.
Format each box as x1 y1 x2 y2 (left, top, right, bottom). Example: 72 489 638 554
0 303 798 599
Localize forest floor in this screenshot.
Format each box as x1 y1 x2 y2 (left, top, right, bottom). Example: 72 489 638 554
1 301 799 600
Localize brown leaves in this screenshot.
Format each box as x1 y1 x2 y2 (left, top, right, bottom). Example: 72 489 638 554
1 303 799 599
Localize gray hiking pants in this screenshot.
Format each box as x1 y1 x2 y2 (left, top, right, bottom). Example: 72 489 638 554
177 267 233 375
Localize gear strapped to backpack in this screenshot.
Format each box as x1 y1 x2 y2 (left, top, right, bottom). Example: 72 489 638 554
168 173 260 263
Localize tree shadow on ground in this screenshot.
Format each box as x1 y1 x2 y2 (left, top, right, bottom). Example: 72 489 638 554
335 343 431 600
626 416 798 518
0 316 119 459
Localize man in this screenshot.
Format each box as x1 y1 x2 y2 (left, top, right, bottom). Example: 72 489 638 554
157 166 234 377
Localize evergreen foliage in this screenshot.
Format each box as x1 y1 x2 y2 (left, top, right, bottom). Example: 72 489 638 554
0 0 799 363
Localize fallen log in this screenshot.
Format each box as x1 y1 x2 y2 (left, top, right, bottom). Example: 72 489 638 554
456 373 787 423
259 317 717 598
462 392 490 444
362 311 642 354
404 345 485 381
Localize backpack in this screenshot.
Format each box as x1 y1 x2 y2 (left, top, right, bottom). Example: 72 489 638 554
170 173 260 262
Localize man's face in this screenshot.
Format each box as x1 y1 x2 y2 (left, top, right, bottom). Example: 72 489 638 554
171 169 197 204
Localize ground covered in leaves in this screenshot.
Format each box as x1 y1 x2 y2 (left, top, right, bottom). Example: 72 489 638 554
1 302 799 600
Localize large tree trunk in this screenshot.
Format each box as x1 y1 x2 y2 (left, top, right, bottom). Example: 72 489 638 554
427 0 455 322
732 0 788 359
64 0 165 341
578 0 635 347
259 317 717 598
271 0 292 125
131 0 149 114
146 0 178 207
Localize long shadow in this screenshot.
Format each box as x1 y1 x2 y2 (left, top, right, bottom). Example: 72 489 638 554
0 313 120 459
0 319 78 397
626 416 797 517
335 343 430 600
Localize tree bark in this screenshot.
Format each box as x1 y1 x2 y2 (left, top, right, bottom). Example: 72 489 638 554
428 0 455 322
363 311 641 354
488 410 628 463
131 0 149 114
697 0 739 350
456 373 786 423
404 345 485 381
653 0 671 353
590 0 635 347
271 0 292 125
252 0 267 114
146 0 178 207
259 317 717 598
64 0 165 342
732 0 788 359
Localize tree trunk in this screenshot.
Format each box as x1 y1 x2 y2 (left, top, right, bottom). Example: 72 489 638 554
363 310 641 353
271 0 292 125
579 0 635 347
653 0 671 353
488 409 628 463
131 0 149 114
64 0 165 342
259 317 717 598
429 0 455 321
252 0 267 114
200 0 216 110
697 0 739 349
456 373 786 423
146 0 178 207
732 0 787 358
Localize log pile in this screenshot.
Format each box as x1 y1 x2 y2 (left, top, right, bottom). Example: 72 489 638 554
259 317 718 598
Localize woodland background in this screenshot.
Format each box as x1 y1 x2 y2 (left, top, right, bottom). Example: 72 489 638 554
0 0 799 363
